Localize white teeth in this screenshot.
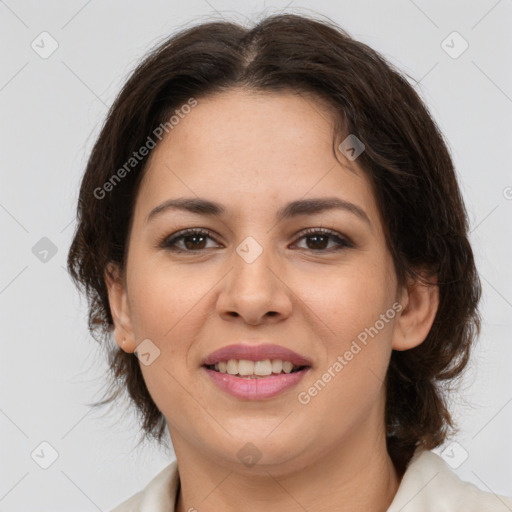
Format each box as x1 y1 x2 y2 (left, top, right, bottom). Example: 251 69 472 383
272 359 283 373
254 359 272 376
212 358 302 377
282 361 294 374
226 359 238 375
238 359 254 376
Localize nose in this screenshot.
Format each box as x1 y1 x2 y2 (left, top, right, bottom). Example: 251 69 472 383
216 240 293 326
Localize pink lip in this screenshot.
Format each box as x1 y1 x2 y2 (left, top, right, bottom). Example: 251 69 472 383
202 343 311 366
202 343 311 400
203 367 310 400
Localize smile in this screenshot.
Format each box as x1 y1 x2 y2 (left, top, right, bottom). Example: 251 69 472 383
206 358 305 377
203 362 310 400
202 343 312 399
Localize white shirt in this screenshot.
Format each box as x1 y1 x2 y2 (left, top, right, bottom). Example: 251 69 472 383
110 448 512 511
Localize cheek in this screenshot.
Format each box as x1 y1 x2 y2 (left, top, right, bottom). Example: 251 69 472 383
308 262 394 336
305 260 396 388
127 260 204 414
128 256 198 336
127 256 220 378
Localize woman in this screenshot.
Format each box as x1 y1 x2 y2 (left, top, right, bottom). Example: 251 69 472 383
67 12 512 512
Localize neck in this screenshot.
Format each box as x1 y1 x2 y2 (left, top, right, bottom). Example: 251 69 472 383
173 426 402 512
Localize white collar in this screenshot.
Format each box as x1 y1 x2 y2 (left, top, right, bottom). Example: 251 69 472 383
387 448 512 511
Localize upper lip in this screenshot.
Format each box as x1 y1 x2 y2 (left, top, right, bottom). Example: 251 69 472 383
203 343 312 366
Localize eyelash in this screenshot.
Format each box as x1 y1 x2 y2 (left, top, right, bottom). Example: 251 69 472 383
158 227 353 254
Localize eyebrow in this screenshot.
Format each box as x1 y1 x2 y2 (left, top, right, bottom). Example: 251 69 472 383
146 196 371 226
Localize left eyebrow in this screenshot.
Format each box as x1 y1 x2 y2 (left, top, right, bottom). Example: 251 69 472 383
146 196 372 228
276 197 371 226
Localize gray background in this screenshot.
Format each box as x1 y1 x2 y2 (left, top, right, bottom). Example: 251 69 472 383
1 0 511 510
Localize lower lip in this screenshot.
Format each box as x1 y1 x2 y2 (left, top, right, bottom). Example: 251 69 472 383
203 367 310 400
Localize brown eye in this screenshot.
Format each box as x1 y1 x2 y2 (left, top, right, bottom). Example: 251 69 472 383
294 228 353 252
305 234 330 250
159 227 353 254
160 229 220 252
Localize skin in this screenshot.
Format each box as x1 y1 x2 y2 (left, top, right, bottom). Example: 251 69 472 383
105 88 439 512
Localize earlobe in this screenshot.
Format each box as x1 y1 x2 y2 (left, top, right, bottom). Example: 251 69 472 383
392 273 439 351
104 263 136 353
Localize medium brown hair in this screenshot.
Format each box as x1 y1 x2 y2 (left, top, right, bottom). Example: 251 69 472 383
67 13 481 474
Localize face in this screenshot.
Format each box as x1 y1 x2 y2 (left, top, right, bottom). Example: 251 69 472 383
108 88 414 475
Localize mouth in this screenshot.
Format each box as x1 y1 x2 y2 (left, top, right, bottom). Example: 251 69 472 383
202 343 311 399
203 359 309 379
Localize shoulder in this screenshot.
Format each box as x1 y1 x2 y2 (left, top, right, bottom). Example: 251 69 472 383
109 460 179 512
387 449 512 512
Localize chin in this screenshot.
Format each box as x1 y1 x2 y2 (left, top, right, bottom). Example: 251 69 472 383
205 430 314 475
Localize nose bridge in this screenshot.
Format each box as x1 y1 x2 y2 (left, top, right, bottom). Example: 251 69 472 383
231 233 279 294
217 232 292 323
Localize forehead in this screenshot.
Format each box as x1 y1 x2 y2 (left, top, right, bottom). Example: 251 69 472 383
135 88 381 228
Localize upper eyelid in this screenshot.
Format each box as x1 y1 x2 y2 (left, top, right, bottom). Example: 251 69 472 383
162 227 352 248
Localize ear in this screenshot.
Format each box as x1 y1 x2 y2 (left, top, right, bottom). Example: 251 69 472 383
104 262 136 353
392 271 439 351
